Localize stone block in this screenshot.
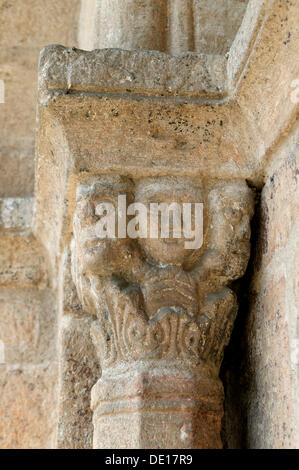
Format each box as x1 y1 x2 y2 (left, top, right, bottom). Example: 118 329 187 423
0 363 58 449
0 143 35 197
193 0 248 55
0 47 39 139
0 288 56 364
0 233 47 288
57 315 100 449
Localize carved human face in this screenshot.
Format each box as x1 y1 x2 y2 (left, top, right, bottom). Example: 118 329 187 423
208 183 254 278
135 178 204 266
73 177 134 277
209 185 253 245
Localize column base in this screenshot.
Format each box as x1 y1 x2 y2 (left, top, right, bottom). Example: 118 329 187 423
91 363 223 449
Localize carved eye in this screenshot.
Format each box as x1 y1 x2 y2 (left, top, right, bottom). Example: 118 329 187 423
224 207 242 223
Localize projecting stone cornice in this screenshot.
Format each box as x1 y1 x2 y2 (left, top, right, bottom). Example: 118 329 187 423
36 0 298 191
37 0 259 103
38 0 298 107
38 46 228 102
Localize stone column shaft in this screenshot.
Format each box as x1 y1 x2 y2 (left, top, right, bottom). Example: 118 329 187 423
91 365 223 449
93 0 168 51
78 0 97 51
168 0 194 54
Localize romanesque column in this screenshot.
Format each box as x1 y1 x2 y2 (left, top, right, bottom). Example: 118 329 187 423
71 176 254 448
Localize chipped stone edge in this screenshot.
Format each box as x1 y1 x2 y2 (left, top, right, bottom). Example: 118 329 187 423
38 45 228 104
37 1 269 105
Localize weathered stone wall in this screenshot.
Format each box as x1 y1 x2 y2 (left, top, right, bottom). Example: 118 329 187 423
222 124 299 449
0 0 81 197
0 199 58 448
0 0 81 449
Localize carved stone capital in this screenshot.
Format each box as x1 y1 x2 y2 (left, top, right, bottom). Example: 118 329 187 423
71 174 254 448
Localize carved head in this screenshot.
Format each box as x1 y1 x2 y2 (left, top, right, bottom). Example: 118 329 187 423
71 175 135 312
207 181 255 280
135 177 205 267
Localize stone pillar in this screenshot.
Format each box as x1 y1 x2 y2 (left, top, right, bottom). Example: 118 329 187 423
78 0 248 55
93 0 168 51
91 365 224 449
78 0 97 51
168 0 194 54
71 175 254 448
